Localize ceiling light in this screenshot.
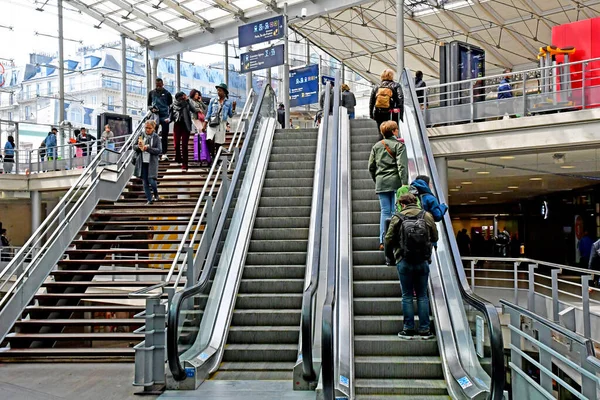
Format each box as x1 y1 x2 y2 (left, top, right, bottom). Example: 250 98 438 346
477 171 490 175
461 181 473 185
508 186 519 189
560 165 576 169
460 203 468 206
480 196 488 200
471 217 478 220
450 188 459 192
530 177 543 181
500 156 515 160
469 200 477 203
493 192 502 195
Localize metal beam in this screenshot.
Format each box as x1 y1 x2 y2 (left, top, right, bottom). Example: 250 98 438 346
160 0 212 32
474 0 538 57
65 0 147 44
437 6 513 67
151 0 372 59
106 0 180 39
256 0 281 13
212 0 247 22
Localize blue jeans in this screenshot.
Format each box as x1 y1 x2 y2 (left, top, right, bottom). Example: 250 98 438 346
348 111 355 119
378 191 396 243
397 259 430 332
141 163 158 202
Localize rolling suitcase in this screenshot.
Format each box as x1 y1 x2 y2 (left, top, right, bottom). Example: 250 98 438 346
199 132 211 165
193 134 200 162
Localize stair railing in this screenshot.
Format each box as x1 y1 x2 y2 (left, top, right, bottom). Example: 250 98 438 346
0 112 151 343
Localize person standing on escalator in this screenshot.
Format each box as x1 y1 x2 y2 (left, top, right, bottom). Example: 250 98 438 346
370 69 404 139
385 194 438 340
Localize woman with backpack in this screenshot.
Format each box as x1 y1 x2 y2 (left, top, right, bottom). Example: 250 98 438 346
369 69 404 139
368 120 408 250
204 83 236 162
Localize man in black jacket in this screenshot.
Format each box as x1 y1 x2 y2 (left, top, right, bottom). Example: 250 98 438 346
147 78 173 161
370 69 404 139
589 239 600 287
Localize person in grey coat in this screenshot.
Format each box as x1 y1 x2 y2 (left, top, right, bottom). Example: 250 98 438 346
170 91 199 171
341 83 357 119
135 120 162 204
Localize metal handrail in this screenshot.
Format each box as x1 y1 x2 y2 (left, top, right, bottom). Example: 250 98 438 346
426 55 600 94
403 68 505 400
322 71 342 400
129 90 256 299
299 81 331 382
167 84 272 381
462 256 592 275
0 111 150 340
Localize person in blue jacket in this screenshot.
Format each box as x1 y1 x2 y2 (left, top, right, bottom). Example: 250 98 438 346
409 175 448 223
44 129 58 159
498 69 513 99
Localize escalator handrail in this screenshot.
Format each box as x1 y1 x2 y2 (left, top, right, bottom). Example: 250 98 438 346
0 112 150 309
299 81 331 382
402 69 505 400
322 71 342 399
167 84 272 381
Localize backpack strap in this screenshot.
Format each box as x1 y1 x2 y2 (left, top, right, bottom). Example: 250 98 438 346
381 140 395 159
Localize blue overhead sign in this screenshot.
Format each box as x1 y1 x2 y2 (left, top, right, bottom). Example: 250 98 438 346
322 75 335 85
289 64 319 107
238 16 285 48
240 44 284 74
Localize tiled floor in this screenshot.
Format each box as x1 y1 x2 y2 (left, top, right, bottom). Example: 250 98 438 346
159 380 316 399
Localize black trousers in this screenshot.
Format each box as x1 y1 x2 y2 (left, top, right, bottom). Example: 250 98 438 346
373 110 399 140
156 119 170 155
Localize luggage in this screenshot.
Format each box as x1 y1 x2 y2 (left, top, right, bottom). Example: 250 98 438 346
193 133 200 162
199 132 211 165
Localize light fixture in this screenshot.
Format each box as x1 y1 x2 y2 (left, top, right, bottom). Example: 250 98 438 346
508 186 519 189
450 188 459 192
530 177 543 181
461 181 473 185
560 165 576 169
477 171 490 175
469 200 477 203
500 156 515 160
480 196 488 200
493 192 502 195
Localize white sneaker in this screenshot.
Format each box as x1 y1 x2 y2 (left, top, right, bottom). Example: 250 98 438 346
160 155 169 161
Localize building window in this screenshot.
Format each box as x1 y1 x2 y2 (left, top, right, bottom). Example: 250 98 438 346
126 60 134 73
47 81 52 96
36 83 41 96
8 112 12 121
25 106 31 120
70 107 82 123
107 96 114 105
69 77 75 91
91 95 97 105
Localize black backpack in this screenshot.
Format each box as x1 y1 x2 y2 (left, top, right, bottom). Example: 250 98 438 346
397 211 432 263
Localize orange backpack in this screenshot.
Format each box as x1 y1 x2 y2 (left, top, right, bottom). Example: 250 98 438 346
375 87 394 109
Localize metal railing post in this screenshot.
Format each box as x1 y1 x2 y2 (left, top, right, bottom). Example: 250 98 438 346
582 62 587 109
184 246 194 288
537 323 553 394
551 269 560 323
514 262 520 305
470 260 476 289
522 74 527 116
528 263 536 312
582 275 591 339
469 80 474 123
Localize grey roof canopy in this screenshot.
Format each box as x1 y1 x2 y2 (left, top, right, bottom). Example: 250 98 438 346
68 0 600 83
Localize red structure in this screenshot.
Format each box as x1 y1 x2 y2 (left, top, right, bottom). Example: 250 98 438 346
552 17 600 108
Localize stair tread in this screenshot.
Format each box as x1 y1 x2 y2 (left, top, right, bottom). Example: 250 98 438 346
355 378 447 388
228 326 298 331
218 361 295 370
224 344 297 350
15 319 142 325
0 348 134 355
6 332 141 340
355 356 441 363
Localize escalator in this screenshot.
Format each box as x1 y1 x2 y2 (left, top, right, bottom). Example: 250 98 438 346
349 118 447 397
322 69 505 399
167 85 322 391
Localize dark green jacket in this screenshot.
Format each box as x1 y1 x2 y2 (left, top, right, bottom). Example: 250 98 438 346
385 204 439 264
368 137 408 193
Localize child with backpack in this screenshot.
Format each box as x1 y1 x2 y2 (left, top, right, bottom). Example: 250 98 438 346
385 194 438 340
409 175 448 222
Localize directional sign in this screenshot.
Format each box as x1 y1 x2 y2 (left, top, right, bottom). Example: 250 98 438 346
238 15 285 48
321 75 335 85
240 44 284 74
289 64 319 107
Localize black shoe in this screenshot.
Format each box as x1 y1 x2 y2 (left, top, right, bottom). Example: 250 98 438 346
398 329 416 339
146 200 154 205
153 194 159 202
418 330 434 339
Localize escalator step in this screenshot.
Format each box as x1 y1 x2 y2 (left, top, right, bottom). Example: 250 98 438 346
354 356 443 379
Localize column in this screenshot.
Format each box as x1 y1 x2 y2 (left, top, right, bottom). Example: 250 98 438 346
121 35 128 115
176 54 181 92
283 2 290 128
435 157 448 202
246 46 253 95
58 0 65 150
145 46 152 96
224 41 229 88
305 40 310 112
266 68 272 86
152 58 159 84
396 0 404 78
31 190 41 235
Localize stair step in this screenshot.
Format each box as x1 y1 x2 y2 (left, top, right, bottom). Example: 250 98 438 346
5 332 142 341
354 335 438 356
242 265 306 279
14 319 143 327
231 309 301 326
24 305 144 313
234 294 302 309
355 378 448 396
57 259 173 265
0 348 134 359
227 326 299 344
42 281 181 288
51 269 171 276
222 344 298 362
354 356 443 379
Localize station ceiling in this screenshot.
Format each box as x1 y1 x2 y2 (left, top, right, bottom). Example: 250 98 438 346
67 0 600 84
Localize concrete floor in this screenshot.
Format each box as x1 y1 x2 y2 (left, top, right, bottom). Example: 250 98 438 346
0 363 146 400
159 380 316 399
